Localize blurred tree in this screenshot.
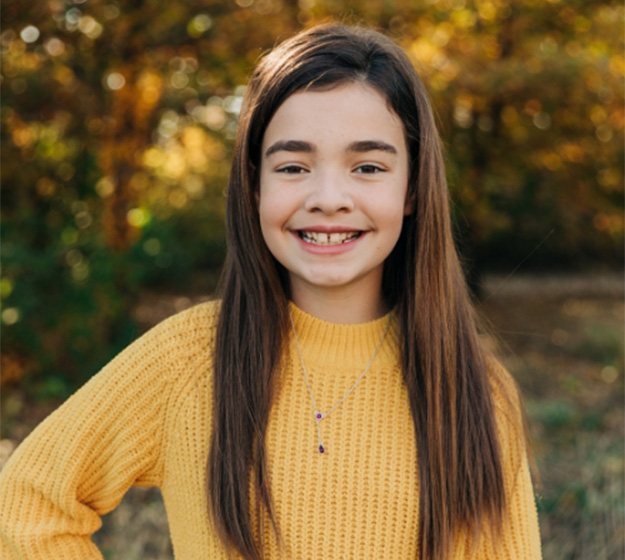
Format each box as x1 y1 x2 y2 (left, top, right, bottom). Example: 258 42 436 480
1 0 623 392
405 1 624 290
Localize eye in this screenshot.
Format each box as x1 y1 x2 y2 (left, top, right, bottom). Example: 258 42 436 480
276 164 308 174
354 163 386 174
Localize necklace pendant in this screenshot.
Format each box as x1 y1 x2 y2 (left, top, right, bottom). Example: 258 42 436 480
290 311 391 458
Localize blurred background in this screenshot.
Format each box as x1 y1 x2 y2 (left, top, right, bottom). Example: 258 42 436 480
1 0 623 558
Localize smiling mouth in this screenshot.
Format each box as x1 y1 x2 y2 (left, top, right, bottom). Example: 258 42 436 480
298 231 362 246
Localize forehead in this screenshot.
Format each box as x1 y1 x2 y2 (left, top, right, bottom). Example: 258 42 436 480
261 82 406 151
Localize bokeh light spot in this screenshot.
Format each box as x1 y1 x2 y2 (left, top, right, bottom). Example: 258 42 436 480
600 366 618 384
143 238 162 256
65 8 82 29
2 308 20 325
0 278 14 298
36 178 57 197
127 208 151 228
170 71 189 89
187 14 213 37
75 211 93 229
45 37 66 56
65 248 83 267
71 262 90 282
105 72 126 90
96 177 115 197
61 227 79 246
533 112 552 130
224 95 243 115
20 25 40 44
102 4 120 20
595 125 613 142
168 190 188 208
78 16 103 39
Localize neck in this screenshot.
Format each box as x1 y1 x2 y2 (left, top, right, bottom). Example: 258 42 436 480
290 284 388 324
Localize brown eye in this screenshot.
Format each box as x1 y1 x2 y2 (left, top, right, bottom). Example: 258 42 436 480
277 165 308 174
354 164 385 174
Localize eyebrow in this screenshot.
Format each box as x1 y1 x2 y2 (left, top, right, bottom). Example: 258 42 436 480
265 140 313 157
264 139 398 157
347 140 397 154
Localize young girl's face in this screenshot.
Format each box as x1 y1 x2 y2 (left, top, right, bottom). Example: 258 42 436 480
258 82 411 308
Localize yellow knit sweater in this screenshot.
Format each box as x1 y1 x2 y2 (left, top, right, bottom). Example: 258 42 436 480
0 301 541 559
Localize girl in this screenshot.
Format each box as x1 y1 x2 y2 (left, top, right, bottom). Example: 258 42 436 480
0 24 541 559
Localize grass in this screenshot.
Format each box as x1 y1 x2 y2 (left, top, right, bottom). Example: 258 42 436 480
2 274 623 559
481 278 624 560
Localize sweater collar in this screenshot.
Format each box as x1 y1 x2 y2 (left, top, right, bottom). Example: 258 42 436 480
287 301 399 368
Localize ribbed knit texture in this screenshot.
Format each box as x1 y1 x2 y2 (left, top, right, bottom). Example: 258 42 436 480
0 301 541 559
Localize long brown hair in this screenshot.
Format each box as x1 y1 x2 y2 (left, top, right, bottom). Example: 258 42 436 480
209 23 505 559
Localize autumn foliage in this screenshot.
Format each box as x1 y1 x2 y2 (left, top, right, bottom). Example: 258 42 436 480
1 0 623 391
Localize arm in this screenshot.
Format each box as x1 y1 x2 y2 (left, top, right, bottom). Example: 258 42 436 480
0 312 186 559
494 445 542 558
475 360 542 559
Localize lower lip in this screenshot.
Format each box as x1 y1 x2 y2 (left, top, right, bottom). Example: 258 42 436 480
292 232 365 255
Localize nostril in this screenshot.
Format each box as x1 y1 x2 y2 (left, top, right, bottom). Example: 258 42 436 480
304 192 355 214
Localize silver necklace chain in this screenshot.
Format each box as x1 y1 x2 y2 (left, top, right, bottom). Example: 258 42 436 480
289 312 392 455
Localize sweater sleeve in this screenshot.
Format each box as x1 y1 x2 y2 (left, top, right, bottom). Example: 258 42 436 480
0 308 194 559
475 360 542 559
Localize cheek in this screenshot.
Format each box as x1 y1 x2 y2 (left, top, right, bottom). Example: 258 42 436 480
258 196 283 231
257 194 294 258
258 180 301 230
257 179 275 228
258 173 280 222
379 198 408 231
376 204 407 255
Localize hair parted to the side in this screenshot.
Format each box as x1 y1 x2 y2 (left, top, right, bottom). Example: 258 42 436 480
209 23 506 560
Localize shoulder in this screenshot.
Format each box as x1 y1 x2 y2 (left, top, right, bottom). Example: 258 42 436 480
157 301 222 456
74 299 222 404
144 299 221 359
155 299 221 335
150 299 221 398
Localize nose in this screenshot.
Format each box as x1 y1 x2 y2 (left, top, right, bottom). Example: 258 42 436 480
304 172 354 214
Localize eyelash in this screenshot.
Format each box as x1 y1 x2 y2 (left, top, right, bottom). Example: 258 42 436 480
276 165 307 174
275 164 386 174
354 164 385 174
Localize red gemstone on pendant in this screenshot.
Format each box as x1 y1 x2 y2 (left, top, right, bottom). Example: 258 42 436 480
315 412 322 420
319 445 325 453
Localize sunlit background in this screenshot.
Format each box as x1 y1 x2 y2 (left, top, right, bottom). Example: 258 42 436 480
1 1 623 558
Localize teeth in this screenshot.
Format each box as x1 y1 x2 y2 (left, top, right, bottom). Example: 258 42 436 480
300 231 360 245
